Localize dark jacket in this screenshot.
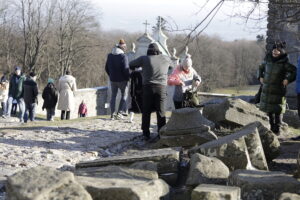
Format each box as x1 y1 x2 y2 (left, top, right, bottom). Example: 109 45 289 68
259 53 296 114
23 77 38 104
9 74 26 99
42 82 58 109
129 70 143 113
105 47 130 82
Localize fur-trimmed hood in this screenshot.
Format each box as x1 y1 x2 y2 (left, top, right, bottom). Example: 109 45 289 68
112 46 125 55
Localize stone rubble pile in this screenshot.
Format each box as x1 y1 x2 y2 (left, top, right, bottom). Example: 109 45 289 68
3 98 300 200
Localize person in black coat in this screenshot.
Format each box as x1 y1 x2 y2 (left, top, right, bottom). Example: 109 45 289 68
129 68 143 123
42 78 58 121
23 72 38 123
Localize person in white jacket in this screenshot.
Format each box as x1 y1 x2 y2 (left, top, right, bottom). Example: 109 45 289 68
0 73 9 117
57 70 77 120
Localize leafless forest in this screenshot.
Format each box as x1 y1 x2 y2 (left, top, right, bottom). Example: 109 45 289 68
0 0 265 91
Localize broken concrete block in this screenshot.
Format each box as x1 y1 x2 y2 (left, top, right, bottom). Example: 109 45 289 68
191 184 241 200
6 166 92 200
203 98 269 128
229 169 300 200
189 125 268 170
76 166 169 200
186 153 229 186
245 122 280 162
76 148 180 174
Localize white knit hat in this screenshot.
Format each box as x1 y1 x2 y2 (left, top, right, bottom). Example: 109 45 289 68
182 54 192 68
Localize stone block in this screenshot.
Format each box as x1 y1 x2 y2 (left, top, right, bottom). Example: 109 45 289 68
246 121 280 162
76 166 170 200
76 148 180 174
191 184 241 200
6 166 92 200
186 153 229 186
203 98 269 128
283 110 300 128
189 125 268 170
229 169 300 200
76 165 159 180
279 193 300 200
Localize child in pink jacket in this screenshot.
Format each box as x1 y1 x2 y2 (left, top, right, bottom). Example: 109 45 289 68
168 54 201 109
78 100 87 117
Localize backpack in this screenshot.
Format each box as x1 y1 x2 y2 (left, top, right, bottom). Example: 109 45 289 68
183 89 200 108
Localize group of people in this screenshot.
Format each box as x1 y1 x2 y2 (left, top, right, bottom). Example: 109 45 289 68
105 38 300 139
0 67 87 123
105 39 202 140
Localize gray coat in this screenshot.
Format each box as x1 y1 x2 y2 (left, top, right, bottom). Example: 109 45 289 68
129 55 171 86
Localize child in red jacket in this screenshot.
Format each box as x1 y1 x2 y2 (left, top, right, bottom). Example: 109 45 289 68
78 100 87 117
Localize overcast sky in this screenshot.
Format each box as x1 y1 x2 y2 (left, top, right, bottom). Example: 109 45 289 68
89 0 268 41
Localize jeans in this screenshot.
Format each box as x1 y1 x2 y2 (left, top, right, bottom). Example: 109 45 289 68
6 97 25 121
1 101 7 115
46 108 55 121
142 84 167 137
110 81 128 116
24 103 36 122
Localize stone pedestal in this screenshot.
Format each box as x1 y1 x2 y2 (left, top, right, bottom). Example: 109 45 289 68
157 108 217 147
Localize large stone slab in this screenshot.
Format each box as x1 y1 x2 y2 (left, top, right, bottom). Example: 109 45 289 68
203 98 269 128
279 193 300 200
246 121 280 162
229 169 300 200
76 165 169 200
76 148 180 174
189 125 268 170
191 184 241 200
6 166 92 200
76 165 159 180
186 153 229 186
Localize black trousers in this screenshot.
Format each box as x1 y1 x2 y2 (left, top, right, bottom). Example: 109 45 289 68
142 84 167 137
61 110 70 120
174 100 183 109
268 112 283 134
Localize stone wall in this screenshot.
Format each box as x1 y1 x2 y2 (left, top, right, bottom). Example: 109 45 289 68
35 86 108 119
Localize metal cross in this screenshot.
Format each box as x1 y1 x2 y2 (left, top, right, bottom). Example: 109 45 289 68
143 20 150 33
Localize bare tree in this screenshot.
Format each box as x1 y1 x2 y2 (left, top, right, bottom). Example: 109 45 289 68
16 0 56 74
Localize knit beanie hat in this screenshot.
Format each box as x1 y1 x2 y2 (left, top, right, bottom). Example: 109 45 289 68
182 54 192 68
48 78 54 83
118 39 126 48
272 41 286 50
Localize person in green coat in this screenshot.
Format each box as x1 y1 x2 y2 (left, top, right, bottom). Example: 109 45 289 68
258 41 296 135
